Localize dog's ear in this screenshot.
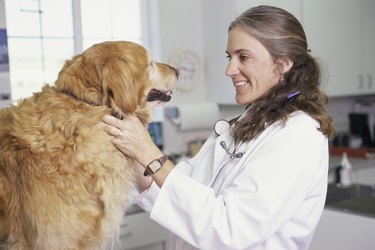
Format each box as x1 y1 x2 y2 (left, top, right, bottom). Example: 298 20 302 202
56 55 83 89
101 57 147 116
55 54 104 105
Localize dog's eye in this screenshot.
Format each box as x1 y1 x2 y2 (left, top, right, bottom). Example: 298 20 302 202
107 88 114 99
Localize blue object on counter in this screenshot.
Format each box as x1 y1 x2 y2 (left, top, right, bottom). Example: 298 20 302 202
148 122 163 150
164 106 179 119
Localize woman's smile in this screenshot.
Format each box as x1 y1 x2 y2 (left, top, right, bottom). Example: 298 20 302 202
233 80 249 88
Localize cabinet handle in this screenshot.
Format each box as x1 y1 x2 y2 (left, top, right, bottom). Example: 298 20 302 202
358 74 364 89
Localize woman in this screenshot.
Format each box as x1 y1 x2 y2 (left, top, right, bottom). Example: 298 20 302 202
103 5 335 250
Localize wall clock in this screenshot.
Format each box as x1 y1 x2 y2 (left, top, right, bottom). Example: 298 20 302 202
169 50 201 91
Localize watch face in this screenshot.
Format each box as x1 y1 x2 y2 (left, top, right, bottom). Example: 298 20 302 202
169 50 201 91
149 160 162 173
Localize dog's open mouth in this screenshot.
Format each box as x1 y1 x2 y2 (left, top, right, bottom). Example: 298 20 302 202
147 88 172 103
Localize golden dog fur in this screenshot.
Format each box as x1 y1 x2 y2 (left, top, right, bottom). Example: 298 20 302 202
0 41 178 250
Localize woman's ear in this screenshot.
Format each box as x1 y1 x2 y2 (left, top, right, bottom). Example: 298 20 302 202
278 57 293 74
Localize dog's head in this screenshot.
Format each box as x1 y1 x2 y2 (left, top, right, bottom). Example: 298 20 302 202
55 41 179 120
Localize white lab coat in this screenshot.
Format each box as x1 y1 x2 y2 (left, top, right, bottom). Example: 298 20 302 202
137 111 329 250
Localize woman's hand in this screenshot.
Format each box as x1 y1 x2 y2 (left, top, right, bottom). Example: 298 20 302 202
102 114 162 167
102 114 174 188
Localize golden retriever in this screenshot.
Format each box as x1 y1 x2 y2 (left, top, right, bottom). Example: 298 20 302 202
0 41 178 250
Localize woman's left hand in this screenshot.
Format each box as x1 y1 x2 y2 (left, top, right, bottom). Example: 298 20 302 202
101 114 161 166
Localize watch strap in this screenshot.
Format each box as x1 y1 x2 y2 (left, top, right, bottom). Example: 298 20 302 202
143 155 168 177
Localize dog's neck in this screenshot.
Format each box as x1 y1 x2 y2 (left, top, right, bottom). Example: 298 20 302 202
57 87 98 106
54 86 124 119
54 86 150 123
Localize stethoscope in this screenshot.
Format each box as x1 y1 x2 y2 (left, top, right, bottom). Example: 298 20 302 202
214 115 244 158
214 91 301 159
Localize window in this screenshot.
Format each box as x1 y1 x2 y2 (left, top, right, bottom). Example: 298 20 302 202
80 0 142 48
5 0 148 101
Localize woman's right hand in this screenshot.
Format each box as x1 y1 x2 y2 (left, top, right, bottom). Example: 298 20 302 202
102 114 162 167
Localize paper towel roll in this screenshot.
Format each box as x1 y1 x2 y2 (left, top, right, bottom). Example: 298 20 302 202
170 102 220 131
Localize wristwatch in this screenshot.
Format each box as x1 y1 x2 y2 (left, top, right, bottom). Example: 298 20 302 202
143 155 168 177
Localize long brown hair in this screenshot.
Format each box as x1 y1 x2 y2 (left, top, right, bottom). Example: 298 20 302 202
228 5 335 142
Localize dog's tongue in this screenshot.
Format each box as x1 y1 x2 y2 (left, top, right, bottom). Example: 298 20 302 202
147 89 171 102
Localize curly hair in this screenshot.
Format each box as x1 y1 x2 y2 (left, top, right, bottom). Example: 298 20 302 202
228 5 336 142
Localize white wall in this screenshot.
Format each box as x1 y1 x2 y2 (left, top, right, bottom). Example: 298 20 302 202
0 0 5 28
152 0 217 154
155 0 207 105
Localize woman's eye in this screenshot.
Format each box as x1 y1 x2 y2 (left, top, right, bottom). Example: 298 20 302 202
226 54 231 60
239 54 249 61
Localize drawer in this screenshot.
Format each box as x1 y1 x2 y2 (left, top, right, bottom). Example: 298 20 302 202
120 212 169 250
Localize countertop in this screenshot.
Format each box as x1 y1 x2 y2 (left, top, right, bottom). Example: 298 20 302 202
327 153 375 218
329 154 375 170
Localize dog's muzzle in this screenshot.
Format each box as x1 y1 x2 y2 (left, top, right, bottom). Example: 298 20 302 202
147 89 172 103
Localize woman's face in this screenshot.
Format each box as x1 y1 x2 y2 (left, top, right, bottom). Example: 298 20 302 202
225 27 282 105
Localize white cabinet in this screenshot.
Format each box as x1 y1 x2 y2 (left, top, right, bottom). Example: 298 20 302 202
362 0 375 92
120 212 169 250
310 209 375 250
202 0 302 104
303 0 375 97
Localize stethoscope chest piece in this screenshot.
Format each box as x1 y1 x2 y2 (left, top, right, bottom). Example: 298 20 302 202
214 119 230 136
214 116 245 158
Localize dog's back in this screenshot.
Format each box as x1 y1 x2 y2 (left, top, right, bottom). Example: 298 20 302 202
0 86 136 250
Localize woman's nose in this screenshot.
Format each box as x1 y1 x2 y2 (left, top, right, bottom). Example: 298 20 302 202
225 61 239 77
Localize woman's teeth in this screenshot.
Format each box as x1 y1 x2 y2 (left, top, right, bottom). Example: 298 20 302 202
234 81 248 87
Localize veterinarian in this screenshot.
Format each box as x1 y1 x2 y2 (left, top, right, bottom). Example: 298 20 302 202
102 5 335 250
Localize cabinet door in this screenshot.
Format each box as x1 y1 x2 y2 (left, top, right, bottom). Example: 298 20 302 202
120 212 169 250
310 209 375 250
362 0 375 93
303 0 363 97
